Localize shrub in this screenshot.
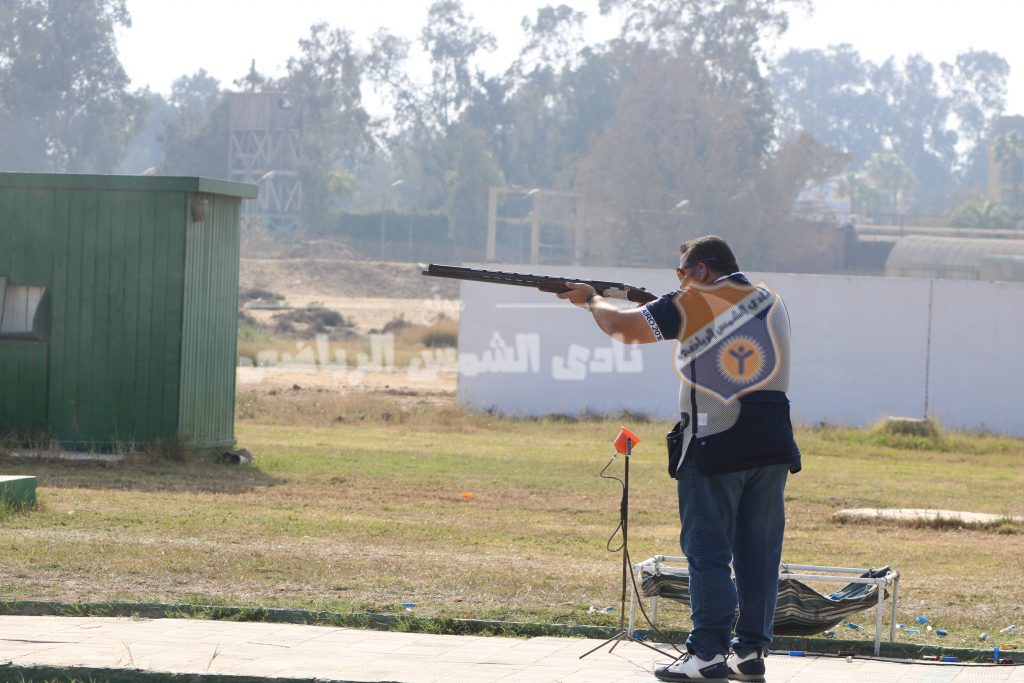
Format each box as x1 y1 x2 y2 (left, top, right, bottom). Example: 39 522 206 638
239 322 273 343
382 315 410 334
422 330 458 348
272 308 351 336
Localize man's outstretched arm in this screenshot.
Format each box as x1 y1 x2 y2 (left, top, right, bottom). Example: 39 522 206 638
557 282 658 344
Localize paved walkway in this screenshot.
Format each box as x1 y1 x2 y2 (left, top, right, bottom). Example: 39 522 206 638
1 615 1022 682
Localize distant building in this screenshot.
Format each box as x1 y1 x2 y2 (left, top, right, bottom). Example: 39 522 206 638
228 92 305 235
885 235 1024 281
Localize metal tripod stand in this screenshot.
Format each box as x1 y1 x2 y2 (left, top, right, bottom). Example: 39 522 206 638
580 436 676 660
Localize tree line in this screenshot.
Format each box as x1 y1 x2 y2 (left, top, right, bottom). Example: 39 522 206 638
0 0 1012 268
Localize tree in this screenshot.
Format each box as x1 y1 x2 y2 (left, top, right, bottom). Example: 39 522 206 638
444 124 505 255
992 132 1024 209
576 48 843 268
159 70 229 178
0 0 145 172
835 173 862 215
420 0 497 133
598 0 804 65
387 1 499 218
599 0 808 156
512 4 588 80
863 152 918 213
487 6 610 190
771 46 1010 211
949 198 1015 228
116 90 175 174
942 51 1010 180
870 55 955 211
753 132 849 269
363 28 417 134
771 45 887 165
278 23 374 230
577 50 741 262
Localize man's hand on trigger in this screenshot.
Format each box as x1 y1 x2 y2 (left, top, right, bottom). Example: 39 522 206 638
557 281 596 308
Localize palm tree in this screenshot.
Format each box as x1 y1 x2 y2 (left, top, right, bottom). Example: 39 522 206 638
835 173 862 216
992 132 1024 209
864 152 917 214
950 198 1014 228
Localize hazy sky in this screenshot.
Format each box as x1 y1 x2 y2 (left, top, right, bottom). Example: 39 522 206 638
116 0 1024 114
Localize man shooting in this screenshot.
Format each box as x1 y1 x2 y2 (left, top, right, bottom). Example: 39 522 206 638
556 235 801 683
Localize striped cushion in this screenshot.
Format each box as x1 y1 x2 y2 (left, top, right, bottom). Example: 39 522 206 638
639 566 891 636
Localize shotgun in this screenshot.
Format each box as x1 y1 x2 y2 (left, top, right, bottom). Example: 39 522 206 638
421 264 658 304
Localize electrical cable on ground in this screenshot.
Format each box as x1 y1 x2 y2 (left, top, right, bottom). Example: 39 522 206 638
598 453 686 658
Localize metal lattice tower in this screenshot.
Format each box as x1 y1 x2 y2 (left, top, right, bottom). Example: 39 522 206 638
228 92 305 235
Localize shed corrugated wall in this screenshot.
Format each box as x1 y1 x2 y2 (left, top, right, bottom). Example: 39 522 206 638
1 174 252 450
48 188 187 447
177 194 240 449
0 188 51 435
0 340 47 435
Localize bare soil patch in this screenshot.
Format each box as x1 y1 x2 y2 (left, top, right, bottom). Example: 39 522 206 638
236 366 455 407
240 258 458 301
242 296 459 336
238 253 460 407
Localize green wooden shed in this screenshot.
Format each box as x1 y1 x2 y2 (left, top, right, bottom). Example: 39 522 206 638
0 173 257 451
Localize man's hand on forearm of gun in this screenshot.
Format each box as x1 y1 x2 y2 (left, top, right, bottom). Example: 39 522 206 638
556 282 657 344
556 281 598 309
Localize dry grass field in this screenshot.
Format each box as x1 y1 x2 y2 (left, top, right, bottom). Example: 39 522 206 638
1 256 1022 654
2 384 1023 651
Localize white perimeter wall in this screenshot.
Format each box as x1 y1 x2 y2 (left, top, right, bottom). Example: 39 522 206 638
455 265 1024 435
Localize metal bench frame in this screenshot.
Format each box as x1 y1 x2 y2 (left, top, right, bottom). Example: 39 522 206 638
629 555 901 655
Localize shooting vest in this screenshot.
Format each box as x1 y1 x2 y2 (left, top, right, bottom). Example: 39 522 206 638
661 276 800 476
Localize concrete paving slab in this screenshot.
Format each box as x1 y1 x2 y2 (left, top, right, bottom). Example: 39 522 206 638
2 615 1024 682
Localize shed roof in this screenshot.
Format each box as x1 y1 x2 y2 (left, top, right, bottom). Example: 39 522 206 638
886 235 1024 272
0 173 257 199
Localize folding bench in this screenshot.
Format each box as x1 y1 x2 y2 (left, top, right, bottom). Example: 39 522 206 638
629 555 900 655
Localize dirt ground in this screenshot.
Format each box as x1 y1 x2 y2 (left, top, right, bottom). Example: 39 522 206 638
239 258 458 302
242 295 461 335
238 253 459 400
236 365 457 404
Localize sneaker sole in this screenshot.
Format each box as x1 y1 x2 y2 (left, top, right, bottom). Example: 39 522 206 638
655 668 730 682
728 674 766 682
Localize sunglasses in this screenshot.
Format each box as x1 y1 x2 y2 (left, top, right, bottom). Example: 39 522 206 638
676 257 718 273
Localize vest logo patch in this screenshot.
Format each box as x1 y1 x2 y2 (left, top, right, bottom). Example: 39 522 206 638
717 335 765 384
673 281 781 402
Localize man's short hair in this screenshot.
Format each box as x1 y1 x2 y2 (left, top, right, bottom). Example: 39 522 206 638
679 235 739 274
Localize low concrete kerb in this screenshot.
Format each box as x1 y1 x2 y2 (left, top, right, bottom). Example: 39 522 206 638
834 508 1024 526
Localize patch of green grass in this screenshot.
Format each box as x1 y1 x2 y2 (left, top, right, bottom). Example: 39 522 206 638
0 497 18 522
0 495 40 522
238 321 273 343
2 399 1023 651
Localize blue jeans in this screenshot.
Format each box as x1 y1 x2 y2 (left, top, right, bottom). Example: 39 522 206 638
677 455 789 660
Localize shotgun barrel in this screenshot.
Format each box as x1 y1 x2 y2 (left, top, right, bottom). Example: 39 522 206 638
422 264 657 304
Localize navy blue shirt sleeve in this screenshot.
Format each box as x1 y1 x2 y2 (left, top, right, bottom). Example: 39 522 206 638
640 292 681 341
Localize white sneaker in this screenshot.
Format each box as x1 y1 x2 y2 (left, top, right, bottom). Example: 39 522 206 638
726 649 766 682
654 652 730 681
